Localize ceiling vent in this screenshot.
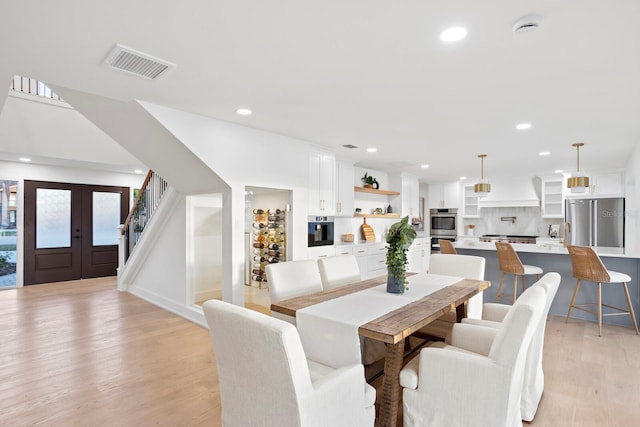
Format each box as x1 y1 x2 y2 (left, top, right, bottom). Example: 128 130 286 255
103 44 175 80
342 144 358 149
513 14 541 33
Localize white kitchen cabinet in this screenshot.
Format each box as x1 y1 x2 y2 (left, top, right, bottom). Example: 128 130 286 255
334 244 354 256
588 171 624 197
461 184 480 218
541 177 565 218
428 181 460 209
307 245 336 260
335 161 355 217
308 152 335 215
407 237 429 273
353 242 387 279
401 174 420 218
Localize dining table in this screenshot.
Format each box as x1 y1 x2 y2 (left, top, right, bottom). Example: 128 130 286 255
270 272 490 427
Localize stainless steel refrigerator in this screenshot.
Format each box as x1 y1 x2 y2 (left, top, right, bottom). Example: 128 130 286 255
565 198 625 247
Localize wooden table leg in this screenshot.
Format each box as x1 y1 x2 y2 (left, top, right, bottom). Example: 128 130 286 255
456 301 468 322
376 340 405 427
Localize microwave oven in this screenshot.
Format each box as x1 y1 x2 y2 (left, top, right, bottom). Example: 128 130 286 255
308 216 334 247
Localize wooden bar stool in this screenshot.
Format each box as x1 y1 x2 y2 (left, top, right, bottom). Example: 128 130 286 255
566 245 639 336
438 239 457 254
495 242 543 304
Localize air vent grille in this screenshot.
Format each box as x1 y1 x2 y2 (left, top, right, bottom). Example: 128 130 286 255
103 44 175 80
342 144 358 149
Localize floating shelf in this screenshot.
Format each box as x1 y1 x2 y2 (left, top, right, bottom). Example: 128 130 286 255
354 186 400 196
354 213 400 218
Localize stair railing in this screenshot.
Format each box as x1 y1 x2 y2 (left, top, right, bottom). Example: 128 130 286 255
121 170 168 262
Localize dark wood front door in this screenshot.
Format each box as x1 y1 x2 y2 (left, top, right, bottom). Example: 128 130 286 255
24 181 129 285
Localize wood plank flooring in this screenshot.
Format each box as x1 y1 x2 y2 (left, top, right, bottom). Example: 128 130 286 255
1 277 638 426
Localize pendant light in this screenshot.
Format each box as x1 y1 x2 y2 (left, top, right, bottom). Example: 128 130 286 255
567 143 589 193
474 154 491 197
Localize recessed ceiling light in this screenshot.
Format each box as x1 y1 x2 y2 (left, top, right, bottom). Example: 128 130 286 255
459 176 467 180
134 169 144 174
19 157 31 162
539 151 550 156
516 123 532 130
554 169 563 174
367 148 377 153
421 164 429 169
236 108 252 116
440 27 468 42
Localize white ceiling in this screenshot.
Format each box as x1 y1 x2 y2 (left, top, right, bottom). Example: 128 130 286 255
1 0 639 182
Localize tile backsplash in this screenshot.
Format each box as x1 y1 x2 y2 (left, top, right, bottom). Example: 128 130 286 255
462 207 564 237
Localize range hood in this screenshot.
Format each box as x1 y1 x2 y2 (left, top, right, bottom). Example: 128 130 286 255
477 175 540 208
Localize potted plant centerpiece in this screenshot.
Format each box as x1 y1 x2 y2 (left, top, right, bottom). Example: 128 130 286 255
385 216 417 294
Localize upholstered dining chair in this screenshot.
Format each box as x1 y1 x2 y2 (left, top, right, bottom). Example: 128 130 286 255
462 272 561 422
415 254 486 340
399 286 546 427
265 260 323 324
317 254 361 290
566 245 639 336
495 242 543 304
317 254 387 365
203 300 375 427
438 239 457 254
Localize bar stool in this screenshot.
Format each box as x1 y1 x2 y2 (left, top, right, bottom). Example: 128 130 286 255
566 245 639 336
495 242 543 304
438 239 457 254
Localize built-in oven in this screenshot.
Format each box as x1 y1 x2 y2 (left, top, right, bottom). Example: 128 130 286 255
430 208 458 237
308 216 334 247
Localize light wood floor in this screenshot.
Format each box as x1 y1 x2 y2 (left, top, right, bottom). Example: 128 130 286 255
1 277 639 426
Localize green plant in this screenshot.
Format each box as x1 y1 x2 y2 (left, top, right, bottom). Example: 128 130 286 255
385 216 417 292
361 172 375 186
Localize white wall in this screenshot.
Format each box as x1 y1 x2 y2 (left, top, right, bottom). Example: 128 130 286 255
625 143 640 250
0 160 145 287
187 194 223 303
139 102 315 305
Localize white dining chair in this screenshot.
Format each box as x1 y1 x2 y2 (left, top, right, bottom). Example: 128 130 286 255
400 286 546 427
317 254 361 290
265 260 323 324
203 299 375 427
462 272 561 421
416 254 486 339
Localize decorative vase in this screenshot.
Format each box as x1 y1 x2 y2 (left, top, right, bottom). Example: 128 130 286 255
386 275 405 294
373 179 380 190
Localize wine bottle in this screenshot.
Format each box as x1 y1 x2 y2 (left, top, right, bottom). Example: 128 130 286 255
252 242 264 249
251 275 264 281
252 222 267 229
252 269 264 275
268 215 283 222
253 255 266 262
268 250 280 257
267 257 279 263
268 209 282 214
267 243 279 250
252 209 264 214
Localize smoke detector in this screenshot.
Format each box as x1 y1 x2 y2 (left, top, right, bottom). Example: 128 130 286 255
103 44 175 80
513 14 541 33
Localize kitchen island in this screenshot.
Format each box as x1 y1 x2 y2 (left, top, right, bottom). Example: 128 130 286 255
454 239 640 329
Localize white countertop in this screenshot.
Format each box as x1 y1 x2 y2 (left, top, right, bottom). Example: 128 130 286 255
454 239 640 259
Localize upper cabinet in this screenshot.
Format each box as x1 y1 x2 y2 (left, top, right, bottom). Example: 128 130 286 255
308 151 335 215
540 177 564 218
588 171 624 197
461 184 480 218
428 181 460 209
335 160 355 217
401 174 420 218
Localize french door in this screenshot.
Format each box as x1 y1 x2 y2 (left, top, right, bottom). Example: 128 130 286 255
24 181 129 285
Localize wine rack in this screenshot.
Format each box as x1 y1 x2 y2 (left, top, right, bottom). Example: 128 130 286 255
251 208 286 289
